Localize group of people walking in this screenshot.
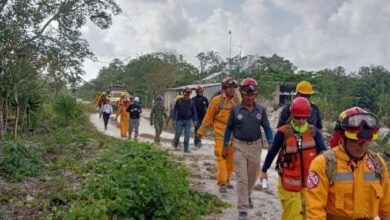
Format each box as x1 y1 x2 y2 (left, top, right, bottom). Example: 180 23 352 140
97 77 390 220
171 78 389 220
97 93 142 140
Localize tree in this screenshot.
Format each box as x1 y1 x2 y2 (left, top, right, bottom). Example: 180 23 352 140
0 0 121 139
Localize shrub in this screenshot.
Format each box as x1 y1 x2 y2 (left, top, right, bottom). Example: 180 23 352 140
0 141 43 180
64 142 226 219
53 95 86 126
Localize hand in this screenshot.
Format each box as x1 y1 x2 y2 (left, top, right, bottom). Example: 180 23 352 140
197 133 203 140
222 147 229 159
99 114 102 118
259 171 268 181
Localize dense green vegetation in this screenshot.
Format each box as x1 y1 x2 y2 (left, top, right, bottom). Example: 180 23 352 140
0 99 226 219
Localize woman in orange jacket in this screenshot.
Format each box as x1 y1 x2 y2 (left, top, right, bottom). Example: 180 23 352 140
115 99 129 137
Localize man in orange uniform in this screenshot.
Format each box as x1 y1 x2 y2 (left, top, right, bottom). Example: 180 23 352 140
115 99 130 138
197 77 240 193
306 107 390 220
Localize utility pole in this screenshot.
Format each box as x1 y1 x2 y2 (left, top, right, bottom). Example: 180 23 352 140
228 30 232 78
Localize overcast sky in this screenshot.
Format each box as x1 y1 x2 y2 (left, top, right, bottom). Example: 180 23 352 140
81 0 390 81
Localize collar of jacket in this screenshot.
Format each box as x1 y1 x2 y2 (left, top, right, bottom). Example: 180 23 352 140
290 121 308 134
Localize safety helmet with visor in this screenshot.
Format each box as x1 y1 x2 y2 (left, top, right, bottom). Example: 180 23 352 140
222 77 239 89
337 107 380 142
239 78 258 95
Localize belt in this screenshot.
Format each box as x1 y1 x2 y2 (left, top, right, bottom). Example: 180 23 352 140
236 138 261 145
327 214 372 220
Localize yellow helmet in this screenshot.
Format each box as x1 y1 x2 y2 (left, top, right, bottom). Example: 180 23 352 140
102 92 106 95
120 92 126 97
296 81 314 95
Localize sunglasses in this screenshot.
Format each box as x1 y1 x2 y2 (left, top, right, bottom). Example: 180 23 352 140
342 113 379 129
294 116 308 120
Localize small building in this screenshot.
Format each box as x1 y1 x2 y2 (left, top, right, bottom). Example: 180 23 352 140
163 83 221 109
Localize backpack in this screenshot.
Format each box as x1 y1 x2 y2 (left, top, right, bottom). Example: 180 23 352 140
323 149 383 186
216 94 240 115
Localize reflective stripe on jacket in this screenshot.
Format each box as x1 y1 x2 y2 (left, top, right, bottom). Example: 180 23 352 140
306 146 390 220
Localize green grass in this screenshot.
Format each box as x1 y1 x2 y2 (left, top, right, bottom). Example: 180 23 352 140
0 102 227 219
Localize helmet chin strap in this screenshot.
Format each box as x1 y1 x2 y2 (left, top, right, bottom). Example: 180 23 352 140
342 138 366 161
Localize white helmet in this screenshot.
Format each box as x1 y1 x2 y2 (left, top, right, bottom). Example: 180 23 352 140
134 97 140 102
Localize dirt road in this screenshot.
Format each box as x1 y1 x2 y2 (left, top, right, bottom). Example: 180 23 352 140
90 109 282 220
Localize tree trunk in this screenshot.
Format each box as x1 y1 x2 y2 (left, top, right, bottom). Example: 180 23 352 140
0 100 3 139
13 90 19 139
4 98 8 137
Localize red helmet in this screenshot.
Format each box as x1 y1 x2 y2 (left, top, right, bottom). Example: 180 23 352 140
182 87 192 94
336 107 379 142
290 97 311 117
196 85 204 92
239 78 258 94
222 77 239 89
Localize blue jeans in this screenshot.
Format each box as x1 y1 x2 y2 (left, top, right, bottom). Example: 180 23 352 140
174 120 192 152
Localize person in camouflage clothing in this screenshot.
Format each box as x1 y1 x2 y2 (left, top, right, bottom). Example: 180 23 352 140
150 95 168 144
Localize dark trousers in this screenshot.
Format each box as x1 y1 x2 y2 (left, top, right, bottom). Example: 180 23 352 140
194 121 201 145
102 112 110 130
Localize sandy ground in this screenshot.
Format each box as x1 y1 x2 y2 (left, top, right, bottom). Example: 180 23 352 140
90 109 282 220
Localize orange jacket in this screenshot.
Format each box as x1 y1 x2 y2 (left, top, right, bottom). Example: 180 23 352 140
197 93 240 138
306 146 390 220
278 125 317 192
115 104 129 122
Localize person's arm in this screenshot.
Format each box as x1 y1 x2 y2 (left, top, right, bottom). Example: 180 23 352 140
260 108 273 144
191 101 197 123
277 106 290 128
150 107 155 124
306 155 329 220
314 127 328 153
115 105 122 120
139 105 142 115
223 108 235 147
314 104 323 130
261 131 284 172
173 100 179 121
379 157 390 218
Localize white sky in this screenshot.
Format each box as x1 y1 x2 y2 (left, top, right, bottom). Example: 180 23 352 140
81 0 390 81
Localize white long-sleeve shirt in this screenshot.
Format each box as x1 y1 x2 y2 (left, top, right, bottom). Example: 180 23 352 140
100 104 113 114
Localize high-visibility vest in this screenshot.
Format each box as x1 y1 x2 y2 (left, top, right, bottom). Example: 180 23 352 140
277 125 317 191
